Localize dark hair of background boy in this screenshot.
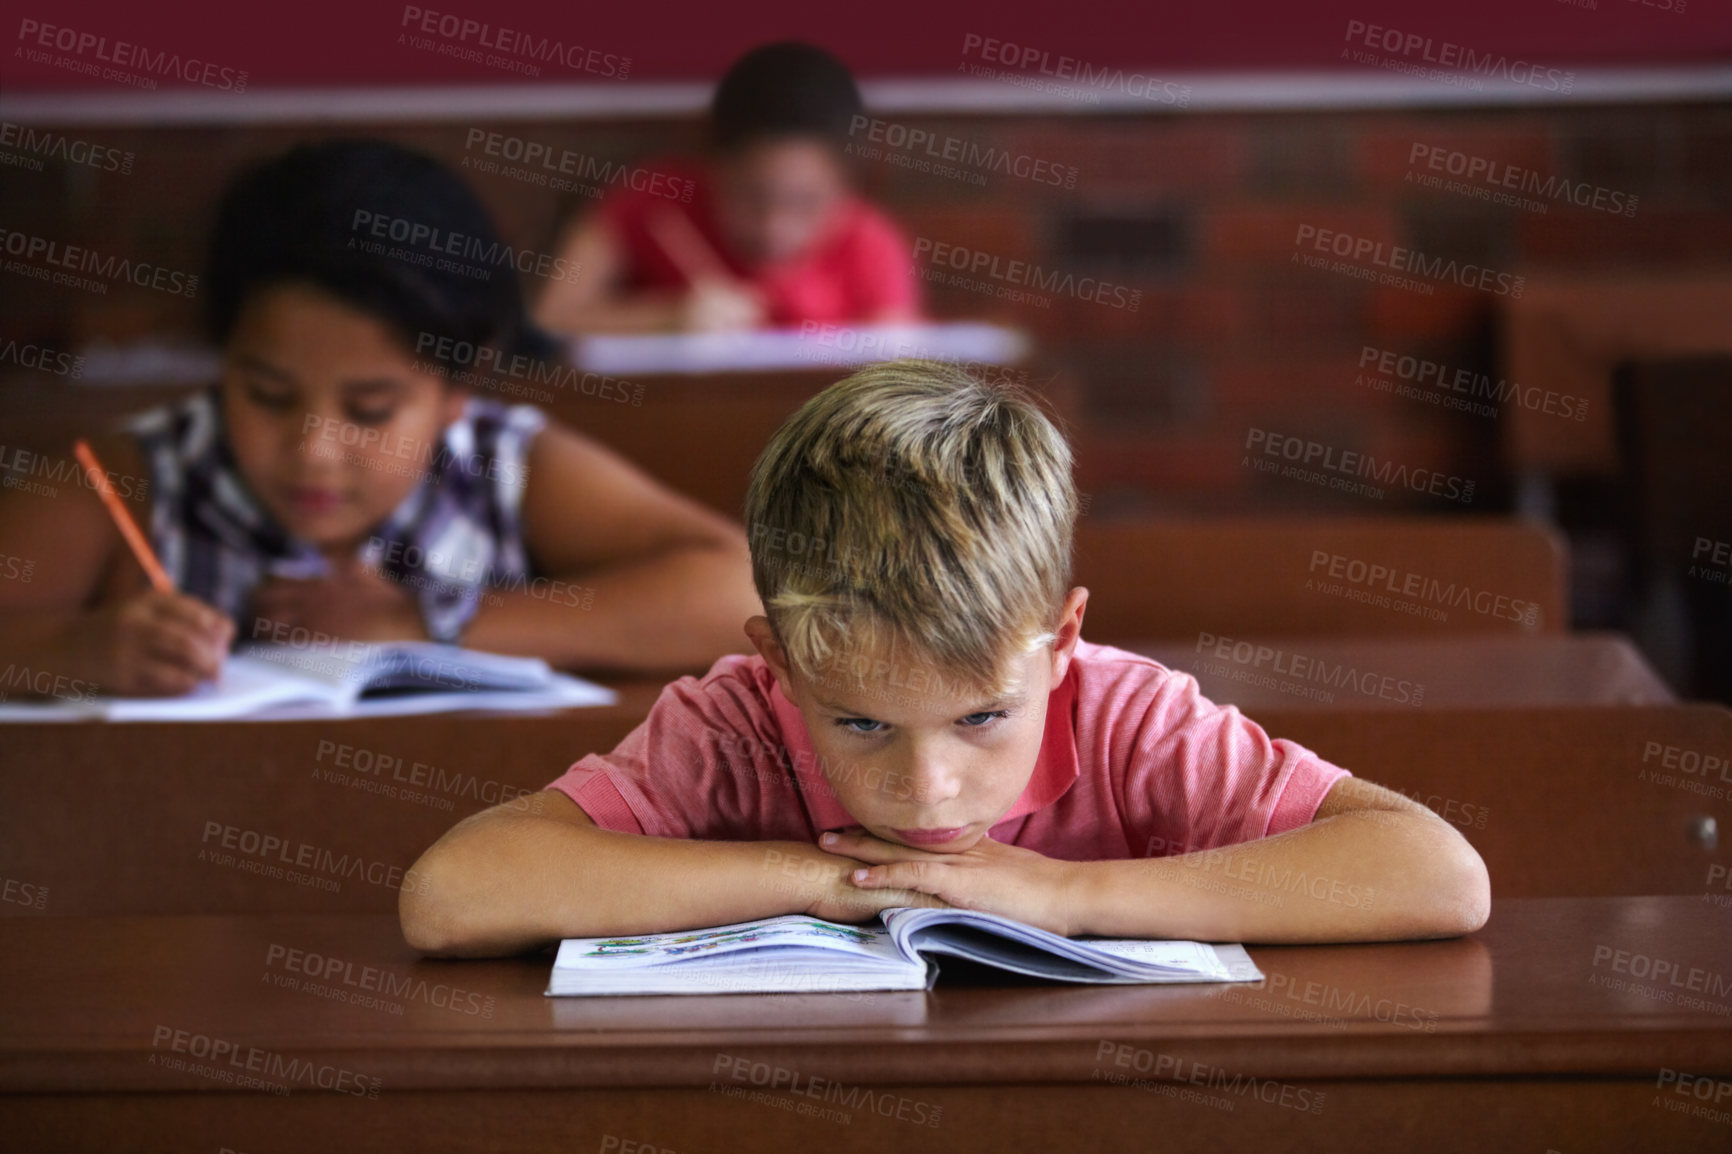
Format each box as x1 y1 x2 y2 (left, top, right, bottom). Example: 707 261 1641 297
708 41 864 153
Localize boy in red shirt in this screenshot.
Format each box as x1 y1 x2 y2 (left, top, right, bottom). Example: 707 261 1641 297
535 41 918 334
402 362 1490 956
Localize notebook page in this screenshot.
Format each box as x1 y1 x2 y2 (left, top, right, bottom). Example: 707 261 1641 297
101 654 339 721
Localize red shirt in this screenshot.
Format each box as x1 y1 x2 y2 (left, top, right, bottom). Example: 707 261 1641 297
545 641 1350 860
596 159 919 327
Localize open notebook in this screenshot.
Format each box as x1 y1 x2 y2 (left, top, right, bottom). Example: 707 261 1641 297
548 908 1262 996
0 641 615 722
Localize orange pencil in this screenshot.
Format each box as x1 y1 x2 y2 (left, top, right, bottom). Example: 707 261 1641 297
73 439 173 593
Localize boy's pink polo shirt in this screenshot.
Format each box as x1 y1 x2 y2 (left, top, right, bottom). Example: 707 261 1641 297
544 641 1350 860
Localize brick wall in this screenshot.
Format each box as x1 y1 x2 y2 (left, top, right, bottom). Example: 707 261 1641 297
2 102 1727 515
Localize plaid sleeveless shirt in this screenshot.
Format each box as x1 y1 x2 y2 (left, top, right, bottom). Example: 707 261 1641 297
126 388 545 643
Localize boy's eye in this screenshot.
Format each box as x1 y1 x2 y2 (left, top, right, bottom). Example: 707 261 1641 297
835 717 884 734
346 406 396 426
959 710 1009 727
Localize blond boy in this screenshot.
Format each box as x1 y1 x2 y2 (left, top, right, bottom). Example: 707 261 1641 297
402 362 1489 956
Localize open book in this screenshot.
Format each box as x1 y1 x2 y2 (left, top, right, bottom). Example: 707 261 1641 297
547 908 1262 996
0 641 615 722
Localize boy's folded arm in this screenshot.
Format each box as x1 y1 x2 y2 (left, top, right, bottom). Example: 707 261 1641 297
1070 778 1491 945
399 790 903 957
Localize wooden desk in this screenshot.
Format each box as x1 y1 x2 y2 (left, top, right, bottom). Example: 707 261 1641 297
0 370 821 520
1500 273 1732 478
0 363 1079 520
1131 632 1674 711
4 696 1724 914
2 899 1729 1152
1075 517 1568 640
556 367 859 517
0 680 666 919
554 363 1079 517
1251 705 1731 899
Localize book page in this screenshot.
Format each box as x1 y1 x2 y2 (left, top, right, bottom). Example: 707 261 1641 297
1075 939 1232 970
100 654 338 721
0 654 335 723
553 914 908 971
0 651 612 724
236 641 555 697
882 907 1259 983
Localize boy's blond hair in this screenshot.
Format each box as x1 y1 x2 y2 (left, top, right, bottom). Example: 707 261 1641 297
744 360 1076 697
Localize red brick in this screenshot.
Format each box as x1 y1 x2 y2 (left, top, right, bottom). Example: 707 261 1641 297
998 119 1248 196
1247 277 1372 341
1357 117 1557 191
899 204 1041 264
1078 428 1251 493
1173 281 1249 341
1208 355 1408 414
1202 203 1401 265
1365 283 1491 342
1041 289 1163 337
1516 211 1732 265
1049 279 1245 345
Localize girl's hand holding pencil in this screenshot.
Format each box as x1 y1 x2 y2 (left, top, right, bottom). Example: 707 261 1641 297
66 593 234 697
70 439 235 696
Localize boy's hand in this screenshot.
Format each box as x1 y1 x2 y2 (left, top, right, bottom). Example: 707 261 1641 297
76 590 234 696
248 559 425 645
821 828 1082 937
795 844 952 924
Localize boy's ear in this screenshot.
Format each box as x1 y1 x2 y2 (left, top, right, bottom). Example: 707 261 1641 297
744 615 797 696
1049 587 1089 681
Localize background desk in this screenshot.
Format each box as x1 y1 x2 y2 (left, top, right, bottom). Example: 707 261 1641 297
1254 704 1730 899
0 361 1078 521
0 679 667 918
1130 633 1674 711
3 701 1726 914
1074 517 1568 640
2 898 1728 1152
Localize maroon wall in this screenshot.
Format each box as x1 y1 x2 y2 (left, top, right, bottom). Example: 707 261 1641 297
4 0 1728 93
